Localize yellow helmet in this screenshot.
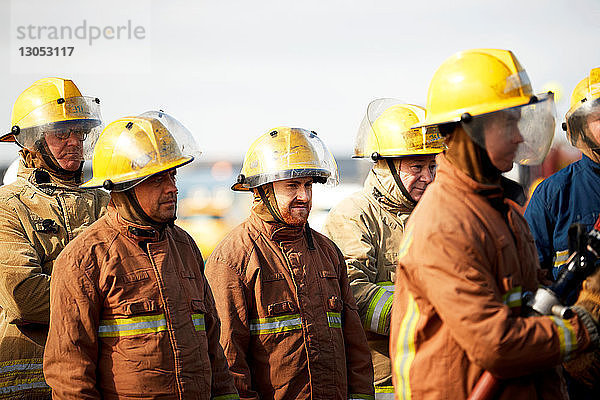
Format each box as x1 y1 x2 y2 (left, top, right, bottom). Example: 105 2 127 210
563 67 600 151
232 127 338 191
2 77 103 161
354 98 446 159
417 48 556 166
81 111 200 191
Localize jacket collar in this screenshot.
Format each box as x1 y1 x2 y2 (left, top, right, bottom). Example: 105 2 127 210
17 158 83 193
107 204 162 243
249 210 304 243
437 153 505 200
363 169 414 215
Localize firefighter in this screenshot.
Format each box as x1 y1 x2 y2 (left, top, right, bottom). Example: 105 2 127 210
390 49 600 400
43 111 238 399
205 127 374 399
0 78 108 399
525 68 600 396
322 100 445 399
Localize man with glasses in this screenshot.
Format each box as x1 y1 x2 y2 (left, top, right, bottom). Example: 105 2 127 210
0 78 108 398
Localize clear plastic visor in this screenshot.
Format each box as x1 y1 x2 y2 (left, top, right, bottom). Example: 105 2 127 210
354 98 445 158
461 92 556 166
13 96 103 162
565 98 600 151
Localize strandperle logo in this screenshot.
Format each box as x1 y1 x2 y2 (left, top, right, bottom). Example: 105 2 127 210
15 20 146 46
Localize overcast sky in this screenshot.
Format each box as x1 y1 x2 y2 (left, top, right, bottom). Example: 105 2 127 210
1 0 599 165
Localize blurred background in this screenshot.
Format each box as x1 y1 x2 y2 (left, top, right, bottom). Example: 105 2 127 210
1 0 599 255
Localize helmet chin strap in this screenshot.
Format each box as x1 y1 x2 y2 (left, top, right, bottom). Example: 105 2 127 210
385 158 417 207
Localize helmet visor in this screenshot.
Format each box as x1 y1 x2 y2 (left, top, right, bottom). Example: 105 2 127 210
83 110 200 191
12 96 103 162
565 98 600 153
240 128 339 190
355 98 445 158
462 92 556 166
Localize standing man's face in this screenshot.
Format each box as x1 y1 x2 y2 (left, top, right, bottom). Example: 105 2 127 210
44 126 87 171
272 177 313 226
397 155 437 202
134 169 179 223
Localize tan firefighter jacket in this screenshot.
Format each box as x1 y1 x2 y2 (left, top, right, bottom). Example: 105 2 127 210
390 154 595 400
43 205 238 399
0 160 108 399
205 211 374 400
323 167 413 396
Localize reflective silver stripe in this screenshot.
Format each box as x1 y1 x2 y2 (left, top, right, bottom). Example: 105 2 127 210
98 314 167 337
249 314 302 335
377 281 395 292
502 286 522 308
554 249 569 267
327 312 342 328
369 289 393 333
0 381 49 394
550 316 577 360
192 313 205 331
0 362 43 374
375 385 395 399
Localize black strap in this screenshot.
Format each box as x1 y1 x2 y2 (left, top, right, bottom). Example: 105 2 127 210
305 222 315 250
385 158 416 207
257 186 285 224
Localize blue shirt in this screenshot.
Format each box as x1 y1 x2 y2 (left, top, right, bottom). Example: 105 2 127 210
525 154 600 279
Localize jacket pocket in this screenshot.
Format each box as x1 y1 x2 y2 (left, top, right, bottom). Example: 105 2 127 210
117 269 150 284
267 300 296 316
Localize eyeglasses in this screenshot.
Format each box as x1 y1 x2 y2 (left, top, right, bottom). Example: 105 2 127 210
47 128 89 141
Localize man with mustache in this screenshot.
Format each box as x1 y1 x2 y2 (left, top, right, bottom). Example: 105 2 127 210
390 49 600 400
43 112 238 399
0 77 108 399
205 127 374 400
322 100 445 399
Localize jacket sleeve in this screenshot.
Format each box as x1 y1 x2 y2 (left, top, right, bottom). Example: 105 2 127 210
0 201 50 324
403 225 592 379
205 256 257 400
43 248 101 399
335 248 375 398
524 185 555 272
323 204 392 335
196 250 239 399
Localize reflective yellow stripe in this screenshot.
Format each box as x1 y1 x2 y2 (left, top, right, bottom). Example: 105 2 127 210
99 313 167 337
213 394 240 400
0 358 43 376
502 286 522 308
365 287 393 334
0 358 49 396
327 312 342 328
553 249 569 267
550 316 577 360
375 385 395 400
0 378 49 394
394 294 419 400
398 226 413 259
192 313 205 331
377 281 395 292
249 314 302 335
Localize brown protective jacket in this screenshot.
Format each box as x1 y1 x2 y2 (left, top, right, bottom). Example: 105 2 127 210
390 154 594 400
0 160 108 399
323 167 413 397
43 205 238 400
205 211 374 400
